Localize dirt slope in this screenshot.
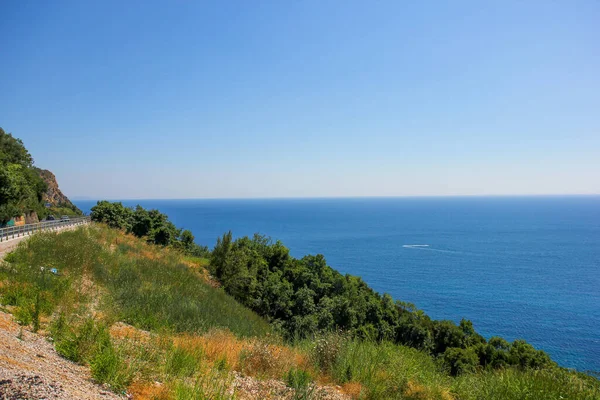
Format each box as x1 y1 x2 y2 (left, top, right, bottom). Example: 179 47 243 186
0 311 123 400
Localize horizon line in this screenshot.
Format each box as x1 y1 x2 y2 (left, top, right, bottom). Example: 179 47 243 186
70 193 600 202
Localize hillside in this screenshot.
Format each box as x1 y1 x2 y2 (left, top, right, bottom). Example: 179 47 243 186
0 127 81 225
37 168 82 216
1 225 599 399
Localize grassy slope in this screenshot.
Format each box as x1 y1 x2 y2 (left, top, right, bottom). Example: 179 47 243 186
0 226 598 400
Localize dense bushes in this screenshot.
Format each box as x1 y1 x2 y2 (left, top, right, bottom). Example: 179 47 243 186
90 201 209 257
210 232 555 375
0 128 83 223
0 128 48 223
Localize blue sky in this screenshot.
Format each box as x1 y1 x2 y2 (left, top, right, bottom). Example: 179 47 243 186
1 1 598 198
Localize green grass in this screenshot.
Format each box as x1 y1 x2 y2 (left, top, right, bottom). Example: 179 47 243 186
99 254 270 336
451 367 600 400
1 226 271 338
294 332 600 400
89 335 132 391
171 369 233 400
1 226 599 400
296 333 452 399
183 255 210 267
164 345 202 377
285 368 317 400
50 315 133 390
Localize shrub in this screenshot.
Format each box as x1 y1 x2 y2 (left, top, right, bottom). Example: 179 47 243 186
286 367 312 389
443 347 479 376
52 316 106 363
433 321 465 355
50 315 131 389
509 340 554 369
311 332 346 373
90 340 131 390
240 340 281 377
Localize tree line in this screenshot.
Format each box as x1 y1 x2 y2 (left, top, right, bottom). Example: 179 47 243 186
0 128 48 224
0 128 83 224
90 201 209 257
210 231 554 375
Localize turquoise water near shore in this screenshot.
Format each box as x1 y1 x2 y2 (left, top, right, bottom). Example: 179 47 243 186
76 196 600 372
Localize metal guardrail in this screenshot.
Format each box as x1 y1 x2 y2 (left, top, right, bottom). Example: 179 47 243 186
0 216 91 243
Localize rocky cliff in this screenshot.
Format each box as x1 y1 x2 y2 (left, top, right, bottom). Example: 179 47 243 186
37 169 82 215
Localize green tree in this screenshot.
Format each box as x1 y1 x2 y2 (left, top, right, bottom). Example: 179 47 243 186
211 231 233 279
0 128 34 166
473 340 510 369
130 205 152 237
396 319 432 351
259 271 294 320
0 163 46 223
293 286 317 316
433 321 466 355
180 230 195 248
509 339 554 369
90 201 133 230
443 347 479 376
0 128 48 223
459 318 486 346
0 164 28 221
151 225 173 246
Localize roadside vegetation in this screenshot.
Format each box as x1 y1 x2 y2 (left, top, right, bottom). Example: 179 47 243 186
0 127 48 223
0 127 82 224
1 223 598 399
90 200 210 257
0 128 82 223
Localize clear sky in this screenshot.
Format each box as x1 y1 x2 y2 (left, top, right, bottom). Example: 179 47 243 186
1 1 598 199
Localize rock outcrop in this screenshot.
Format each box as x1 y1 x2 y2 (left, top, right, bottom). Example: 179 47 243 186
37 169 82 214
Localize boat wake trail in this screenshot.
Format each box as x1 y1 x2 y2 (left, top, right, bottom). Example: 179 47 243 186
402 244 462 254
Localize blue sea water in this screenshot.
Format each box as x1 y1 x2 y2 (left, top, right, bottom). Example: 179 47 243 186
75 196 600 372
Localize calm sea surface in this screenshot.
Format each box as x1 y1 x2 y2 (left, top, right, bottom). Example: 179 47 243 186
76 196 600 372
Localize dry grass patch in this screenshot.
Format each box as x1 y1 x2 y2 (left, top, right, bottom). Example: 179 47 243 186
340 382 363 399
175 329 244 370
181 259 215 285
128 381 169 400
241 340 310 379
172 329 312 382
110 322 151 343
0 311 17 333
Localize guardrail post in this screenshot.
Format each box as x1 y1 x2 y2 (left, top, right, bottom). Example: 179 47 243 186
0 216 91 243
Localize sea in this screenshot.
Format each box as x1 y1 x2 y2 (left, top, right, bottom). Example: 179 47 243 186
75 196 600 372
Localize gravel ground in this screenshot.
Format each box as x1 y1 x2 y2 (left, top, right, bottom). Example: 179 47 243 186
0 311 123 400
0 310 350 400
229 372 350 400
